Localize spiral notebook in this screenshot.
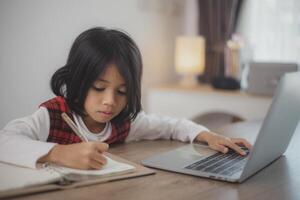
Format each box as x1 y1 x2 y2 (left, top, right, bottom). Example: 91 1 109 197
0 153 155 198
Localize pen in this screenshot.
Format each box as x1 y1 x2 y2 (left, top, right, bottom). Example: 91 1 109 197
61 112 89 142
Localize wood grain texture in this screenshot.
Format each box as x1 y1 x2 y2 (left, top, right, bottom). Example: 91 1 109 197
9 122 300 200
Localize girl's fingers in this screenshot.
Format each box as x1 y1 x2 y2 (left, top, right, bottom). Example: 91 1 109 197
205 132 252 156
89 159 105 170
210 143 228 154
231 138 253 150
95 142 109 152
220 140 246 156
90 152 107 166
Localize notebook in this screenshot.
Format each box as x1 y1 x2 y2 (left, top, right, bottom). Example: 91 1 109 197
0 153 155 198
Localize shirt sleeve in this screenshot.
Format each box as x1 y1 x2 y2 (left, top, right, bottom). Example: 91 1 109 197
0 107 57 169
126 111 209 143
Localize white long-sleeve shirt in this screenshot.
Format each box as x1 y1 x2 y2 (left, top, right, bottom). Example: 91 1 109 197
0 107 208 169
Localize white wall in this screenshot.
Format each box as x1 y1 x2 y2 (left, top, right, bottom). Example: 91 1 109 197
0 0 185 128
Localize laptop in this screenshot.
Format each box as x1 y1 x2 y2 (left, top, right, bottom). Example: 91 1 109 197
142 72 300 183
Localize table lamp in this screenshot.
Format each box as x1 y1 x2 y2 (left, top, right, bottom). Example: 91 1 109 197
175 36 205 86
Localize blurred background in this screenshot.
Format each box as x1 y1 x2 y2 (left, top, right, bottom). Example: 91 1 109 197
0 0 299 129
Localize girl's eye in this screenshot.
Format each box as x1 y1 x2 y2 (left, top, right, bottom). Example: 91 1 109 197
92 86 105 92
117 90 127 95
92 86 126 95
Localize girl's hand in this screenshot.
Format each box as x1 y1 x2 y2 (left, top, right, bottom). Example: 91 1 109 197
38 142 109 170
196 131 252 156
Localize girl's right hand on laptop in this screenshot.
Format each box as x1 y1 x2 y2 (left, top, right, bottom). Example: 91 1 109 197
38 142 109 170
196 131 252 156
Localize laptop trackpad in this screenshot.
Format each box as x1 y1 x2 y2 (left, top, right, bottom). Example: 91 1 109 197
142 144 216 170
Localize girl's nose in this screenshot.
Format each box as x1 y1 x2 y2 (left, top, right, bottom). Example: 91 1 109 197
102 90 116 106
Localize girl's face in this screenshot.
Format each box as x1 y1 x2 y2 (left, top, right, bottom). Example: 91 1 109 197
83 64 127 132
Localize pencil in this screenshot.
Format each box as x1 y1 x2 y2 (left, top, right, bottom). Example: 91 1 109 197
61 112 88 142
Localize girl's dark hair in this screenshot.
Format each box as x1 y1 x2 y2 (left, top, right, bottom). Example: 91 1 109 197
51 27 142 124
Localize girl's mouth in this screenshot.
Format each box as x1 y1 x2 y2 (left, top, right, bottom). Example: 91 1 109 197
99 111 113 116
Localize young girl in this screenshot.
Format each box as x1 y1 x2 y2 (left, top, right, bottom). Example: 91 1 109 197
0 27 251 170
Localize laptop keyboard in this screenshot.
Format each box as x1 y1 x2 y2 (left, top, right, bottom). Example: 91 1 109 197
185 147 249 176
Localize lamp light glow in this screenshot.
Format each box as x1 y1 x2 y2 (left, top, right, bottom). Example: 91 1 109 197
175 36 205 86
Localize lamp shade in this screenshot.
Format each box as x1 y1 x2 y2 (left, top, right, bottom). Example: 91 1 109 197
175 36 205 74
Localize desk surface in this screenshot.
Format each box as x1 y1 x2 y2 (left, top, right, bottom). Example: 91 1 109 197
12 122 300 200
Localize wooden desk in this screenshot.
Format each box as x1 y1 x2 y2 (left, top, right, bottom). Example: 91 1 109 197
11 122 300 200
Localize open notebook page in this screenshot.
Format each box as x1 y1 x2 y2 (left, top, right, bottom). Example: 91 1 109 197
0 162 61 191
46 155 136 181
0 156 135 191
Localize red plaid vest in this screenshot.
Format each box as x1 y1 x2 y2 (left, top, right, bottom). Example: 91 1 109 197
40 96 130 144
